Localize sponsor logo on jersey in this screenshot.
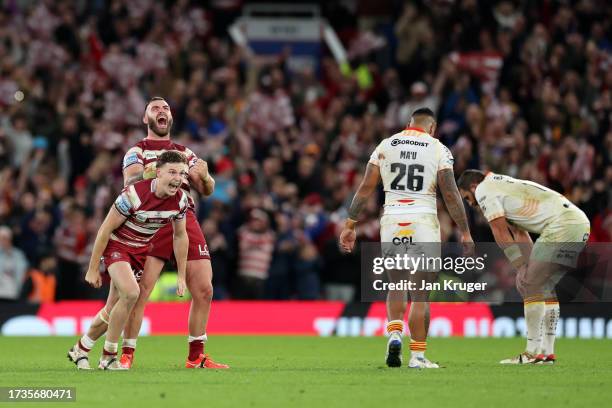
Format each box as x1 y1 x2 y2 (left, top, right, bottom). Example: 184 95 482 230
391 139 429 147
199 244 210 257
115 195 132 215
149 218 169 224
442 145 455 164
123 152 141 168
392 224 415 245
145 151 159 160
135 213 148 222
111 252 122 259
397 199 415 205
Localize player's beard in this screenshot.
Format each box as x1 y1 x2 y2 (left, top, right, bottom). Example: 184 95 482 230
147 115 173 137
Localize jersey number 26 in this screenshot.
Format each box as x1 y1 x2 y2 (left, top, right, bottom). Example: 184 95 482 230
390 163 424 191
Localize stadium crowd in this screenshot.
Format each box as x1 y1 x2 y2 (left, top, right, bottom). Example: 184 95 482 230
0 0 610 302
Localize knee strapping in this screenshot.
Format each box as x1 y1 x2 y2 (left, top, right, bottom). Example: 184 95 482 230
99 307 110 324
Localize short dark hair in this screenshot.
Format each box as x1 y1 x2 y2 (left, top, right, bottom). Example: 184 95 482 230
457 169 486 190
145 96 167 113
157 150 187 167
411 107 436 119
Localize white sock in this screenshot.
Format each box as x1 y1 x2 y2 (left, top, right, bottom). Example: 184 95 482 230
524 301 545 355
104 341 118 355
542 302 560 355
78 335 95 352
122 338 137 349
188 334 207 343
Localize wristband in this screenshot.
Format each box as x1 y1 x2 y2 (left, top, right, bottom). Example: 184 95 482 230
345 218 357 229
503 244 522 262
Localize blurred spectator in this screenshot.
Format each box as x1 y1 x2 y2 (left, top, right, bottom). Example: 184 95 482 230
202 218 230 300
2 113 32 168
53 205 89 300
236 209 275 299
20 253 56 303
0 226 28 300
265 212 298 299
0 1 609 301
293 232 321 300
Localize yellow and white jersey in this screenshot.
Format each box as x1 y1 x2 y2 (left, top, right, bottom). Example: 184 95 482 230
368 127 454 215
475 173 589 235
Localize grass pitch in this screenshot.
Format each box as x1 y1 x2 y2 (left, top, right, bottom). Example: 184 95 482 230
1 336 611 407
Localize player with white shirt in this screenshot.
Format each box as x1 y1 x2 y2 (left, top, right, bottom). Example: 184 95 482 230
458 170 590 364
339 108 473 368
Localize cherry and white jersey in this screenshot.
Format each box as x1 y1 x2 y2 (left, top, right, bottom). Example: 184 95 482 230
368 127 454 215
122 138 198 208
475 173 589 235
111 178 189 248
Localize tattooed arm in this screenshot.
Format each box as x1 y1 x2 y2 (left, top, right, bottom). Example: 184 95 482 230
124 164 145 186
339 163 381 253
437 168 473 244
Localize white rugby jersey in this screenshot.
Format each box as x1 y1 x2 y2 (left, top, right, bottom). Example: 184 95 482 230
368 127 454 215
475 173 588 234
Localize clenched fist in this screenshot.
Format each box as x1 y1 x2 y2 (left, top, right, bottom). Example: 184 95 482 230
85 268 102 288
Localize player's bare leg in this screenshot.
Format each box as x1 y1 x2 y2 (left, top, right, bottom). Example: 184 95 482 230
184 259 228 368
119 256 165 368
186 259 213 340
385 269 408 367
90 287 119 339
100 262 140 370
68 284 119 370
406 271 438 368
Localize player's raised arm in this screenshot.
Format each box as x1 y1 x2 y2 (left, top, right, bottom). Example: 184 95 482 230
172 215 188 296
85 206 127 288
339 163 381 253
123 147 145 186
437 168 472 244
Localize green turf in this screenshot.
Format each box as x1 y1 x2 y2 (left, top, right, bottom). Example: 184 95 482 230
0 336 611 407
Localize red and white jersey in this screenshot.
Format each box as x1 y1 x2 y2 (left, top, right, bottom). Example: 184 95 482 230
122 138 198 208
237 227 275 280
111 178 189 249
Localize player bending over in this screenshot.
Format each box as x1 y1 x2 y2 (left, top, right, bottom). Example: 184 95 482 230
458 170 590 364
67 151 189 370
339 108 473 368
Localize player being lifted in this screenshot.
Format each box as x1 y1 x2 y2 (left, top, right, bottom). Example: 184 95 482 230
67 151 189 370
457 170 590 364
339 108 473 368
82 97 228 369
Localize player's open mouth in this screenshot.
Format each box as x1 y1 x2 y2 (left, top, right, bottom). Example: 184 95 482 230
157 116 168 128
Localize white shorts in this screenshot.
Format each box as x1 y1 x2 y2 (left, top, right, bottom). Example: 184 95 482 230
531 210 590 268
380 213 441 271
